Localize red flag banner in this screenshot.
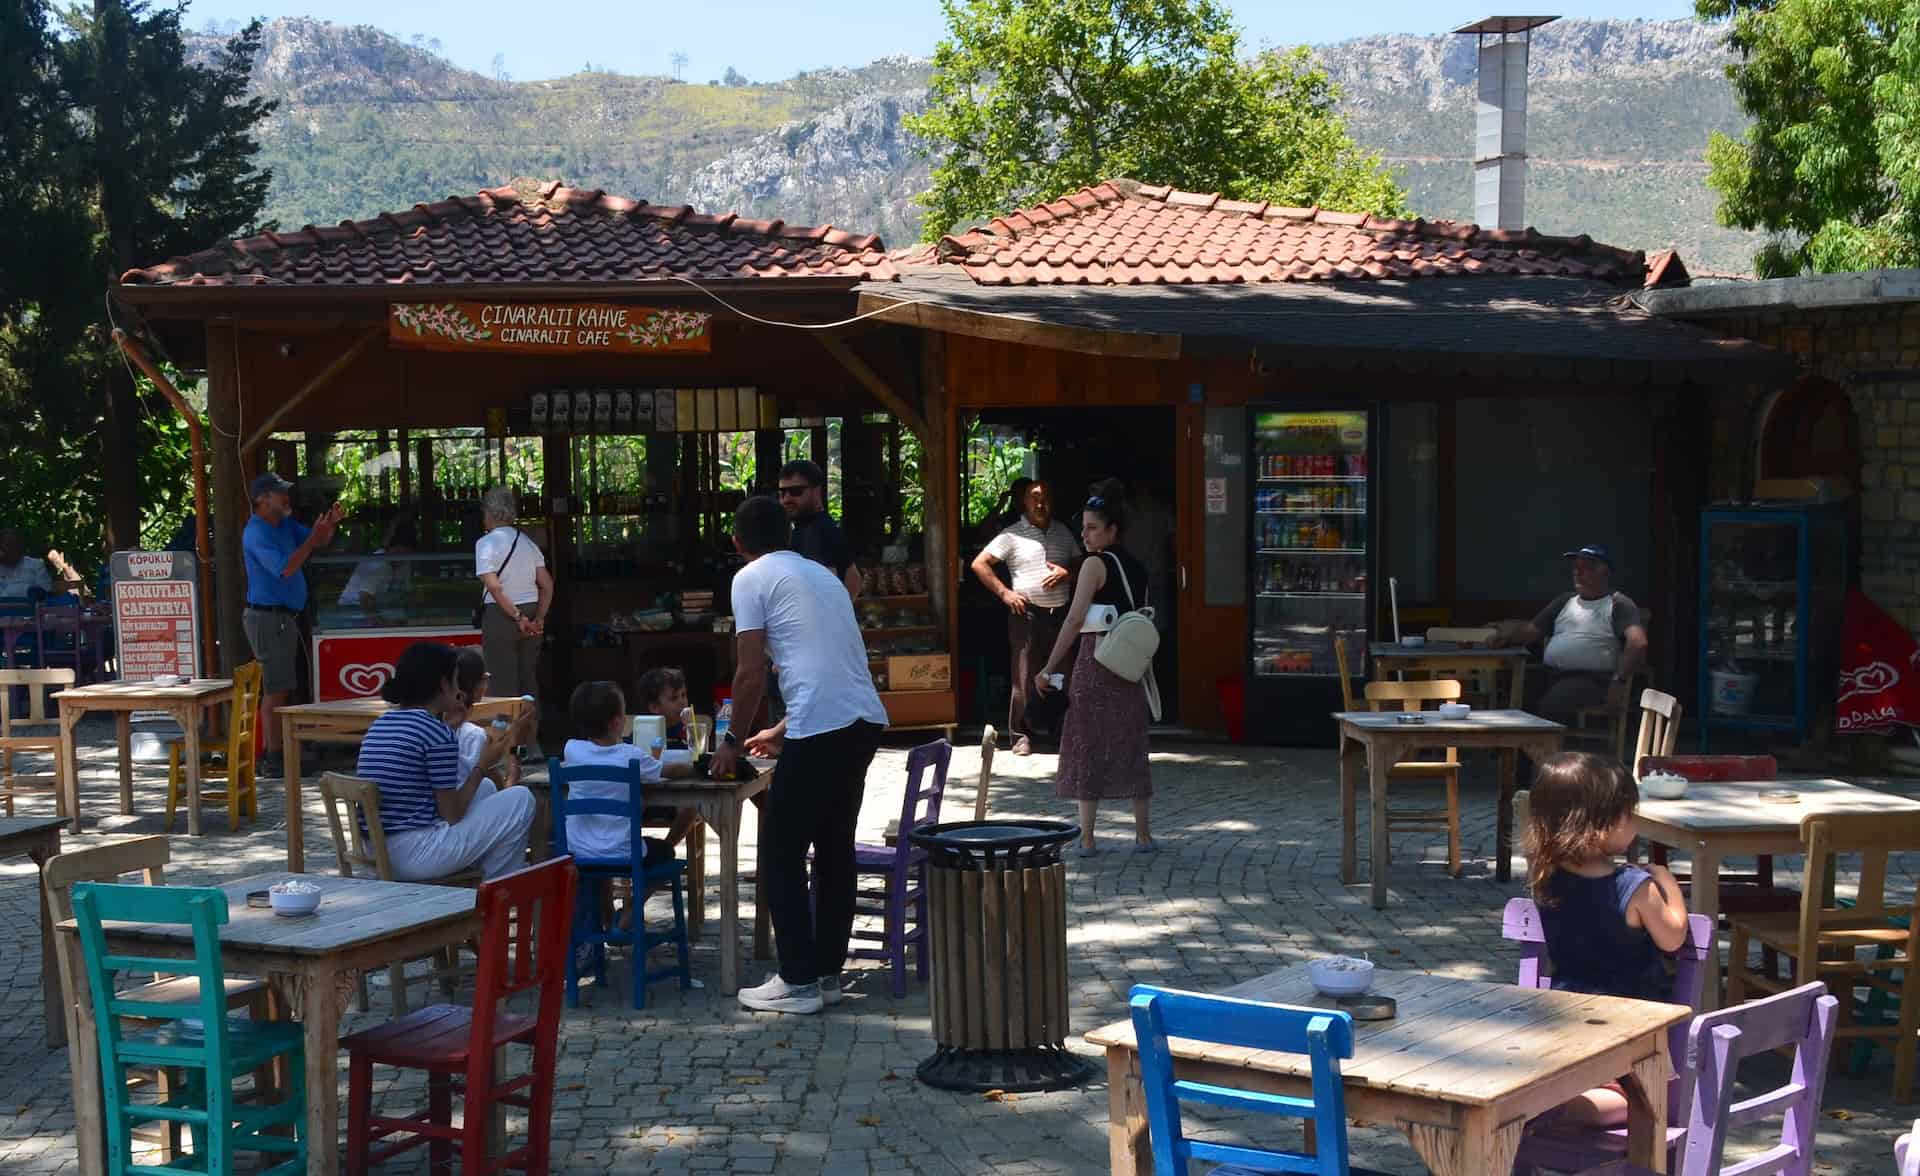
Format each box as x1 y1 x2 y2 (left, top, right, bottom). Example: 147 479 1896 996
1835 590 1920 735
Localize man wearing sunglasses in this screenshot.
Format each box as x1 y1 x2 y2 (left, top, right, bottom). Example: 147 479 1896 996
971 479 1079 755
777 460 861 599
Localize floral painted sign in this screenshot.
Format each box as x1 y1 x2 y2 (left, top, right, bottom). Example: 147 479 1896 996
388 302 712 355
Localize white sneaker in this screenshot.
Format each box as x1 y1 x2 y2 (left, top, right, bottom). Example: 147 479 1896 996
738 973 823 1014
818 974 844 1005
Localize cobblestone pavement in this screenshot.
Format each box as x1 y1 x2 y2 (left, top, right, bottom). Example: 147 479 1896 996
0 721 1914 1173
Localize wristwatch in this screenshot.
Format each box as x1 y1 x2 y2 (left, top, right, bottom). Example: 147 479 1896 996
721 729 740 748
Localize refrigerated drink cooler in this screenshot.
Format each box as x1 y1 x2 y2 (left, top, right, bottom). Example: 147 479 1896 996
1247 408 1377 744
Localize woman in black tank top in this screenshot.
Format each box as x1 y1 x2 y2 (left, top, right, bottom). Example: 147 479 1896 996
1033 495 1154 855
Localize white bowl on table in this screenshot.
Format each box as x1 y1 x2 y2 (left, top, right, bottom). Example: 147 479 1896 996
1639 772 1689 800
268 880 322 917
1398 636 1426 648
1436 703 1472 721
1309 955 1374 997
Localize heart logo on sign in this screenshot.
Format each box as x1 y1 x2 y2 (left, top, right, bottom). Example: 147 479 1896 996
340 663 394 697
1839 660 1899 701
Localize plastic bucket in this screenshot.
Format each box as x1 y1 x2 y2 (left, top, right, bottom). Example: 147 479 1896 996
1216 674 1246 742
1710 670 1760 715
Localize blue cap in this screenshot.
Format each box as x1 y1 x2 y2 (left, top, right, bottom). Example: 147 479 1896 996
249 472 293 500
1562 544 1612 564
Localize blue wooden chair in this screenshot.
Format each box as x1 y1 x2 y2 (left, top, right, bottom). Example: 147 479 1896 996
549 756 691 1009
1129 984 1394 1176
71 881 306 1176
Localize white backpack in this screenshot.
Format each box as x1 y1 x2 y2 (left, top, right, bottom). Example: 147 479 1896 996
1092 553 1163 720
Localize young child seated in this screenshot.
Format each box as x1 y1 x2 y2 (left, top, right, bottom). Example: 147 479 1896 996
562 680 675 870
633 668 698 850
1526 750 1691 1127
446 648 519 790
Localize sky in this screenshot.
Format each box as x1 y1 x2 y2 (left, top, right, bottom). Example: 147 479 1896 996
181 0 1704 85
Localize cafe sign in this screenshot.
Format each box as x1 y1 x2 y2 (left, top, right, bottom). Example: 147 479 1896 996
389 302 712 355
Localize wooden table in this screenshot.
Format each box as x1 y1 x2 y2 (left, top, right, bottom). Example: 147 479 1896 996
525 762 772 997
57 872 480 1176
1086 964 1688 1175
1 609 113 669
0 815 66 1047
54 679 235 836
1635 776 1920 1008
1369 642 1531 708
278 696 527 873
1336 709 1565 908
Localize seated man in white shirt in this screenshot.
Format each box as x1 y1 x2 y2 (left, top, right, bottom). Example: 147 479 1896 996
1491 544 1649 724
0 529 54 600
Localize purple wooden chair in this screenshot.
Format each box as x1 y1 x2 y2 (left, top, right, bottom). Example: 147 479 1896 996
1900 1121 1919 1176
1566 981 1838 1176
846 739 951 998
1503 896 1715 1174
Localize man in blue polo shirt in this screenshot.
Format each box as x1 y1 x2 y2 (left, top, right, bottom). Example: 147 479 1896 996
243 473 340 775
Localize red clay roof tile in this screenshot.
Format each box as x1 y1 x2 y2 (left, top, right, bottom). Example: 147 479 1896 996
120 180 897 289
903 177 1649 287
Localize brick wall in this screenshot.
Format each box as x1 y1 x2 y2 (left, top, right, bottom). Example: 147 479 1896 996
1698 303 1920 627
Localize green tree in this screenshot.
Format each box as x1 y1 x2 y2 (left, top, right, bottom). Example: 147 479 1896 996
58 1 275 548
1699 0 1918 274
906 0 1408 241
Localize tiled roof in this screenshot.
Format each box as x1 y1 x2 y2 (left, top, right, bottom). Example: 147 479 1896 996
928 179 1650 286
119 179 896 289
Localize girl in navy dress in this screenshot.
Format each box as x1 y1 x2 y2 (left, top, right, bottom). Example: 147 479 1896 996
1526 751 1691 1126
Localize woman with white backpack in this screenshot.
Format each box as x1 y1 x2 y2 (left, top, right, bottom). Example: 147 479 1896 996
1033 493 1157 856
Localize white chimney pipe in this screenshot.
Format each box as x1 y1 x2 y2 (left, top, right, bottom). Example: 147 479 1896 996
1453 16 1558 231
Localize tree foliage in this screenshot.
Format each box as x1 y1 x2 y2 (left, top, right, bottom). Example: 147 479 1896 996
1699 0 1919 274
906 0 1408 241
0 1 274 581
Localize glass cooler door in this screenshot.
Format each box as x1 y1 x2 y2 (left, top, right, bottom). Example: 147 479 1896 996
1702 516 1803 729
1250 410 1372 680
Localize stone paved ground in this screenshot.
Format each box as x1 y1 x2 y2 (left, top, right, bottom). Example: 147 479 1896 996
0 721 1914 1173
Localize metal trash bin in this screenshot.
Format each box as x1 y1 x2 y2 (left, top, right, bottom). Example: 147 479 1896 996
908 819 1094 1092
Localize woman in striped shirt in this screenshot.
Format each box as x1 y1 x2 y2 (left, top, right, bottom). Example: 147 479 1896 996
354 642 538 880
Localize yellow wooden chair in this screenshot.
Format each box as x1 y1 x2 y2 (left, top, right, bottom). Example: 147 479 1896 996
163 660 262 832
1627 687 1681 778
317 771 478 1013
0 667 76 818
1334 635 1465 877
1727 811 1920 1101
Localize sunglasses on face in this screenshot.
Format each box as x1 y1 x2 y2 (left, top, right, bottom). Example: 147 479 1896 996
777 484 815 498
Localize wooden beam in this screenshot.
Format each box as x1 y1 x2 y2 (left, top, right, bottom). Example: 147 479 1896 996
205 321 249 672
240 327 384 455
816 332 929 440
856 292 1182 361
112 329 219 676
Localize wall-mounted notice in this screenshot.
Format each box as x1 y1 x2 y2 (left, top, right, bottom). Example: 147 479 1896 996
111 550 201 682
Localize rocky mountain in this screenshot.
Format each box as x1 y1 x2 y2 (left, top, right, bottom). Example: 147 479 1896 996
189 16 1761 274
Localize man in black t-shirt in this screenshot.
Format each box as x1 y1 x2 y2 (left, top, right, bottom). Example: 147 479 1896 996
777 460 862 599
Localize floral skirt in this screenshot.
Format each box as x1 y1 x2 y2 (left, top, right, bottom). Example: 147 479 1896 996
1053 635 1152 801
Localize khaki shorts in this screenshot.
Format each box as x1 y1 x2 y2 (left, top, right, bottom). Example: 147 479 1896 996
243 608 300 695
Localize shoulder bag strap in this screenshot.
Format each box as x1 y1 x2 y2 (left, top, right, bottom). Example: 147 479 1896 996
1105 550 1139 613
483 529 524 603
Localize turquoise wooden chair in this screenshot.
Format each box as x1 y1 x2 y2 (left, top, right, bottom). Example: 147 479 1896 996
72 882 306 1176
1129 984 1394 1176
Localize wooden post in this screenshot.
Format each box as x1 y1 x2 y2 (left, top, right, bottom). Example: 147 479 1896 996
918 331 953 640
205 320 249 672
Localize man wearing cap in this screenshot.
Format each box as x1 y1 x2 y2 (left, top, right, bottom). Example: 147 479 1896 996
243 473 341 774
1491 544 1649 724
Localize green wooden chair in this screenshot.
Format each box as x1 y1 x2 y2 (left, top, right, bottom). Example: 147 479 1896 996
72 882 307 1176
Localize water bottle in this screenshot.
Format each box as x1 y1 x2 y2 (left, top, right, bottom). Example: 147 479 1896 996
715 697 733 747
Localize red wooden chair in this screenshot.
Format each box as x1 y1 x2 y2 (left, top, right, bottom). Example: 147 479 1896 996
344 856 577 1176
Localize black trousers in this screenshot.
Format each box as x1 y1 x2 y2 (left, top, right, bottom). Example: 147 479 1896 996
766 720 884 984
1008 606 1068 738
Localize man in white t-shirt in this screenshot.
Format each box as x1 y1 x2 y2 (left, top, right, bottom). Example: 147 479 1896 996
1492 544 1649 723
713 496 887 1015
970 480 1080 755
0 529 53 600
475 488 553 701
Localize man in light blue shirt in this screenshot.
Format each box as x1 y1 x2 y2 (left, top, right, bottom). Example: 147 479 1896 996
242 473 340 773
